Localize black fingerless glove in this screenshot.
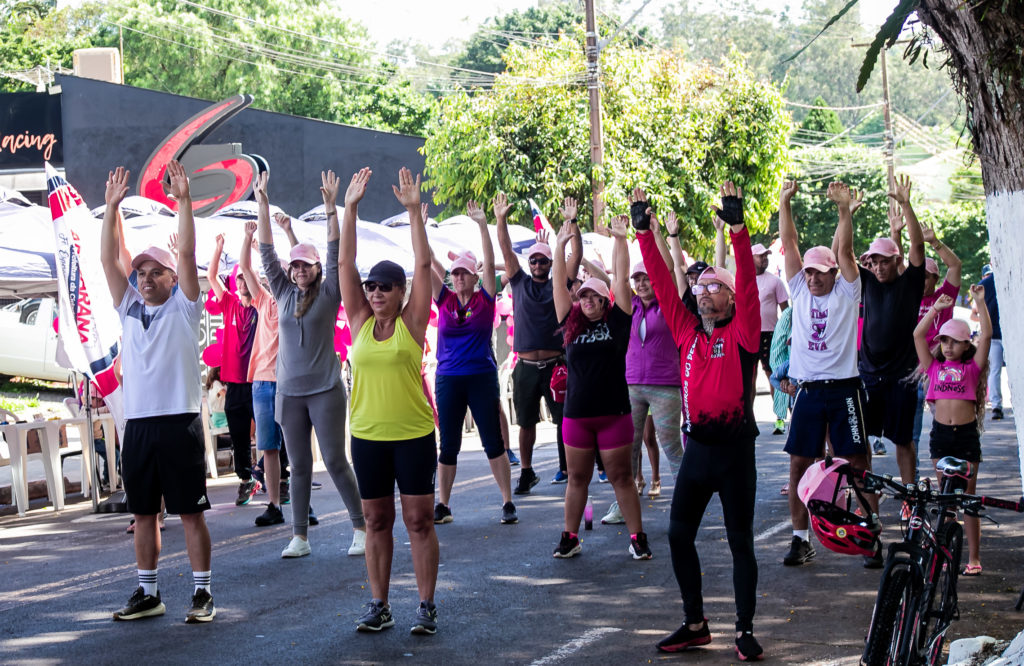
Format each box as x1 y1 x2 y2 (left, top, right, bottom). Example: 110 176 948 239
718 195 744 228
631 200 651 231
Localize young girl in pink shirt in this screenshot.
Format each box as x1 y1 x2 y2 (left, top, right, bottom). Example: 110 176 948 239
913 284 992 575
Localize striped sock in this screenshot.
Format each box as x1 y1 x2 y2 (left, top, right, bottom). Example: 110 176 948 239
193 570 211 594
138 569 158 596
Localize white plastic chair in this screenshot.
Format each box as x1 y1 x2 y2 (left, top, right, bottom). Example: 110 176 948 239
0 408 64 516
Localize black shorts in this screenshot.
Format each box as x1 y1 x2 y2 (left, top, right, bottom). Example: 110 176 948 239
757 332 774 374
863 377 919 446
928 421 982 463
122 413 210 515
351 431 437 500
512 358 564 428
785 379 868 458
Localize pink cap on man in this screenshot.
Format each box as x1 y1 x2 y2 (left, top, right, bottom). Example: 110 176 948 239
698 266 736 293
937 318 972 342
131 246 177 273
576 277 610 299
750 243 771 256
289 243 320 265
803 246 838 272
924 258 939 275
859 237 901 263
449 251 478 275
526 242 552 261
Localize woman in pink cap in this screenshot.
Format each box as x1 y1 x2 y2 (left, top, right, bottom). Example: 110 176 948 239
913 284 992 576
549 214 651 560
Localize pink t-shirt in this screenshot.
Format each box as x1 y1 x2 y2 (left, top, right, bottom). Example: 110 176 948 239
917 280 960 346
925 358 980 402
246 287 280 383
756 271 789 332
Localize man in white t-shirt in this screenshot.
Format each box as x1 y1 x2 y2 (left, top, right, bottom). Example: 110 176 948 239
751 243 789 434
101 162 215 624
777 180 877 569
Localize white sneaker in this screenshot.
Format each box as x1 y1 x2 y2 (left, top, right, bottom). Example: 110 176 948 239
601 501 625 525
348 529 366 556
281 536 311 558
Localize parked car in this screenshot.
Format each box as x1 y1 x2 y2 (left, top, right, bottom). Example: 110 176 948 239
0 298 73 383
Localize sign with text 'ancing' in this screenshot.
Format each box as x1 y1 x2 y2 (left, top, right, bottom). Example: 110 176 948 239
0 93 63 167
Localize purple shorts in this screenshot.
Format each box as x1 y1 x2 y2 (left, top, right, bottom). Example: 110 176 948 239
563 414 634 451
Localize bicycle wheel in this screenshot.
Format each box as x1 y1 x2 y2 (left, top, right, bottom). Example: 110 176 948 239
863 566 920 665
922 522 964 665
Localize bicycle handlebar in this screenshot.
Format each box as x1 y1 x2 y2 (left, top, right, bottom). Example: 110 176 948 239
847 464 1024 514
980 495 1024 513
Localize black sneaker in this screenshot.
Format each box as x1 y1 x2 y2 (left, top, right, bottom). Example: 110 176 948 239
434 503 453 524
656 619 712 652
992 407 1004 420
629 532 653 560
185 588 216 623
410 601 438 635
356 599 394 632
501 501 518 524
235 479 261 506
783 536 816 566
514 468 539 495
863 540 884 569
553 531 581 558
308 505 319 526
113 586 165 621
280 480 290 505
735 631 764 661
255 503 285 527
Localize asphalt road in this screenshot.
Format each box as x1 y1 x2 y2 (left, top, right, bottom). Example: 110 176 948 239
2 396 1023 665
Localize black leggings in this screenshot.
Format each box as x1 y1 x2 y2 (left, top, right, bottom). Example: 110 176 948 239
225 382 254 481
668 435 757 632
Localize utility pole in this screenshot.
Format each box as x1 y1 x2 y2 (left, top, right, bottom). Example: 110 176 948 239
584 0 605 225
852 40 908 190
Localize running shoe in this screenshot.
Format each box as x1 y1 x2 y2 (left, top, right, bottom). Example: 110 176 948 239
434 503 454 524
255 503 285 527
252 464 266 491
308 505 319 526
863 540 884 569
348 530 366 556
235 478 262 506
185 589 216 623
656 619 712 652
553 531 581 558
280 480 290 505
281 536 311 558
601 501 625 525
735 631 764 661
773 419 786 435
992 407 1004 420
506 448 520 466
597 471 609 483
550 470 568 484
871 437 886 456
782 536 815 566
514 468 539 495
500 501 518 524
356 599 394 632
410 601 438 635
113 586 165 621
629 532 653 560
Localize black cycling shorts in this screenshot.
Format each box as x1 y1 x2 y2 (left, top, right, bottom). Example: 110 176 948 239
351 431 437 500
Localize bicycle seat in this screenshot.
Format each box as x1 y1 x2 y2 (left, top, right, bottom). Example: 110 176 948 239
936 456 972 479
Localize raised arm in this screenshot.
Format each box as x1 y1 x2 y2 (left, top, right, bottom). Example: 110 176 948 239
207 234 227 300
608 215 632 315
922 224 962 288
888 200 906 259
636 223 697 346
713 213 728 268
914 294 952 369
494 193 521 281
970 284 992 362
648 209 678 291
273 212 300 248
322 170 341 244
101 167 131 305
663 210 687 298
167 161 199 301
580 256 611 287
394 168 430 346
467 200 496 297
560 197 583 281
115 208 133 277
339 168 373 333
429 247 446 301
715 182 760 352
777 180 803 282
551 221 573 322
889 174 924 268
827 182 860 283
239 222 266 300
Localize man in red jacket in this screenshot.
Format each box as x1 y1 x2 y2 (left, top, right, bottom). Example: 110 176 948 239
637 182 764 662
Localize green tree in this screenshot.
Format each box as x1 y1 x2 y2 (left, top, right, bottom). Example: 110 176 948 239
918 201 988 288
800 96 847 139
452 1 581 75
423 37 791 256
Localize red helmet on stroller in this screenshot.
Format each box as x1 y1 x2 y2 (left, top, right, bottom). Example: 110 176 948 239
798 457 881 557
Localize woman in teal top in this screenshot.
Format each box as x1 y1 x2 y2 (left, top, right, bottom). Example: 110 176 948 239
339 166 439 636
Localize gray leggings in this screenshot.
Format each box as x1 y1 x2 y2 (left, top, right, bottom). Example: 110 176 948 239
278 384 365 537
628 384 683 479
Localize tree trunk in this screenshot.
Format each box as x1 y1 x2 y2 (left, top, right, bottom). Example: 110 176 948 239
916 1 1024 492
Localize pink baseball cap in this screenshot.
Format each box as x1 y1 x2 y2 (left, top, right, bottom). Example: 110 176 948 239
590 258 608 274
132 246 177 273
937 319 971 342
924 258 939 275
526 242 552 261
859 237 901 262
449 251 478 275
289 243 320 265
576 277 610 299
750 243 771 255
803 246 838 272
698 266 736 293
630 261 647 278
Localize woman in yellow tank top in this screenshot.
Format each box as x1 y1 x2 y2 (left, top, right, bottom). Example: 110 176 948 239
339 166 439 635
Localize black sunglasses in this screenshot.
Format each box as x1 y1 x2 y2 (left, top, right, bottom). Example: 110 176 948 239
529 257 551 266
364 281 395 293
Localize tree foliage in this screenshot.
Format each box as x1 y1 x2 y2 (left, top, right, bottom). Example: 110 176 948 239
423 37 791 256
918 201 988 288
452 1 582 75
801 96 846 139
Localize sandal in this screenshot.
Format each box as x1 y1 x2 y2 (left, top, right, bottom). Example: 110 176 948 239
648 480 661 499
636 478 647 496
960 564 983 576
780 483 789 496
